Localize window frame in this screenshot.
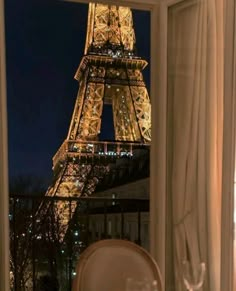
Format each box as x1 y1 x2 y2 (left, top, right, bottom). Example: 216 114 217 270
0 0 10 290
221 0 236 290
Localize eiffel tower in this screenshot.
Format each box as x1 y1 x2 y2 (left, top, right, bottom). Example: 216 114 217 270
42 3 151 237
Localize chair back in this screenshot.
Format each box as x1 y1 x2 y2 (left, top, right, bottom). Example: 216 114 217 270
72 239 163 291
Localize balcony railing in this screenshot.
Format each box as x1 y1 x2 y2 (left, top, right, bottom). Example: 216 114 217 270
9 195 149 291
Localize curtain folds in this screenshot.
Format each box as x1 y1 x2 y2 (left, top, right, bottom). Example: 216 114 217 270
167 0 223 290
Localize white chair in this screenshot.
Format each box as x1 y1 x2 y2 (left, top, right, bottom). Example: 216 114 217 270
72 239 163 291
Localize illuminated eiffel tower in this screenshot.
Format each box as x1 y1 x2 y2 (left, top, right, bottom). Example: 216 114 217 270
43 3 151 236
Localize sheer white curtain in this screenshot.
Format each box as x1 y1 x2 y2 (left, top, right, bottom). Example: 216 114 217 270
167 0 223 290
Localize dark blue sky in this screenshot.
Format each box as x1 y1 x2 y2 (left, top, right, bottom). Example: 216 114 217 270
5 0 150 181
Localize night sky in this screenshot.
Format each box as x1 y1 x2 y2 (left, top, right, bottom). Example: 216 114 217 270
5 0 150 182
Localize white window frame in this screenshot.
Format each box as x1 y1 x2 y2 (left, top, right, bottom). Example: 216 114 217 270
0 0 10 290
221 0 236 290
0 0 235 290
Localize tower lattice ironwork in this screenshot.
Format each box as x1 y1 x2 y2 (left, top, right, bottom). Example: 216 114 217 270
41 3 151 237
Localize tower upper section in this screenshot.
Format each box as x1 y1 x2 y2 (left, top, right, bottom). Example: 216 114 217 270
64 3 151 145
84 4 136 57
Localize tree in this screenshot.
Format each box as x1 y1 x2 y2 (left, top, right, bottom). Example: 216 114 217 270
9 175 46 290
9 175 89 290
